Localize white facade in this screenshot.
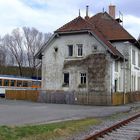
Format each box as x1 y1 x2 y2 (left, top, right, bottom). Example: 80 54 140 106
42 33 108 90
41 33 140 93
112 42 140 92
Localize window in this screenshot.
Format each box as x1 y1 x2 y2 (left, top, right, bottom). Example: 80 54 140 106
77 44 83 56
80 73 86 85
17 80 22 87
132 50 136 65
0 79 2 86
10 80 15 86
115 61 119 72
131 75 136 91
63 73 69 86
23 81 28 87
68 45 73 57
138 53 140 67
4 79 9 86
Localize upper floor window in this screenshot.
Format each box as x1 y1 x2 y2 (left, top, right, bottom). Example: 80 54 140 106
68 45 73 57
77 44 83 56
115 61 119 72
132 50 136 65
138 53 140 67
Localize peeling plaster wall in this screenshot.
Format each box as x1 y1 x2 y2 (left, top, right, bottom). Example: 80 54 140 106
42 34 106 90
64 53 112 105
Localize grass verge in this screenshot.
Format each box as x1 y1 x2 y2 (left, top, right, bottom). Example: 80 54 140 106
0 118 101 140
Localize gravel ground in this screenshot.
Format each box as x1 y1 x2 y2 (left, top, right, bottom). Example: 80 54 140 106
67 103 140 140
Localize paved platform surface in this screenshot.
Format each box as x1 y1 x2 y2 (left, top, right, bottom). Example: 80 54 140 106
0 99 139 125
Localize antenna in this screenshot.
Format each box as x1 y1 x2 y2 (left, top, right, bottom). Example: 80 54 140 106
119 11 123 26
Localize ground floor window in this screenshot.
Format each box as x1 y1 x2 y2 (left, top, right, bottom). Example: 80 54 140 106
80 73 86 85
63 73 69 86
131 75 136 91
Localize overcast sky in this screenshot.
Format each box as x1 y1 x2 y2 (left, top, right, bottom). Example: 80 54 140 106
0 0 140 39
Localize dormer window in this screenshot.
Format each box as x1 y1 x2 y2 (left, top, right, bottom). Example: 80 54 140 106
77 44 83 56
68 45 73 57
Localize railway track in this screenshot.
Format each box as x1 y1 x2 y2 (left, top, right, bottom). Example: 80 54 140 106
84 113 140 140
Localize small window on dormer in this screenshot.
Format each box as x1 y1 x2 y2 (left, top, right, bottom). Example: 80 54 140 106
77 44 83 56
68 45 73 57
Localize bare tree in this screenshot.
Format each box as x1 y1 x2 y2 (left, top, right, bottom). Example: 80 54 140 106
2 28 25 76
1 27 51 77
23 27 51 76
0 36 5 65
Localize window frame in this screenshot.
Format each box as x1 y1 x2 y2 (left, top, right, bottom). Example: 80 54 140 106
63 72 69 87
4 79 9 87
138 53 140 67
132 49 136 65
80 73 87 85
68 45 73 57
77 44 83 57
115 61 119 72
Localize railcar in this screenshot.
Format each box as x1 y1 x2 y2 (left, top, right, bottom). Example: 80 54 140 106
0 75 41 97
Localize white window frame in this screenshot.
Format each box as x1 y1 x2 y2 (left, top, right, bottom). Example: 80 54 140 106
80 73 87 85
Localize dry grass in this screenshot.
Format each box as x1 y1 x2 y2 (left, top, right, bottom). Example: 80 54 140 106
0 118 101 140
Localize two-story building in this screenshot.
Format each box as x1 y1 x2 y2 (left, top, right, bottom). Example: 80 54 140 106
36 5 140 105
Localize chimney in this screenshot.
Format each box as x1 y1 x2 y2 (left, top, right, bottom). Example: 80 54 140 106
109 5 116 19
85 5 89 20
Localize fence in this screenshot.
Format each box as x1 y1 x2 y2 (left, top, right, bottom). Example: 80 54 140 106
5 89 140 105
6 89 39 102
38 91 112 105
112 92 140 105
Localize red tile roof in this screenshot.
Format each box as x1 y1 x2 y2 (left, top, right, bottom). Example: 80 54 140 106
55 16 91 33
88 12 135 41
55 12 137 58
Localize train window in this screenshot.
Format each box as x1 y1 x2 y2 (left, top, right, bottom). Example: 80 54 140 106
23 81 28 87
10 80 15 86
28 82 32 87
4 79 9 86
0 79 2 86
17 80 22 87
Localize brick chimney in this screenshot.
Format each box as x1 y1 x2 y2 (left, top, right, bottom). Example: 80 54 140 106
109 5 116 19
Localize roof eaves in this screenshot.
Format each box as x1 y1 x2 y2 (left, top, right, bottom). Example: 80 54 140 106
35 33 58 59
55 29 91 35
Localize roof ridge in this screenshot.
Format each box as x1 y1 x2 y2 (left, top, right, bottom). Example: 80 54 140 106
55 16 92 33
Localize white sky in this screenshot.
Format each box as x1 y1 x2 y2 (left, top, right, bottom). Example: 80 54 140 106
0 0 140 39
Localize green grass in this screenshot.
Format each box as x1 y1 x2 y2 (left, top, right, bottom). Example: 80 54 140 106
0 118 101 140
